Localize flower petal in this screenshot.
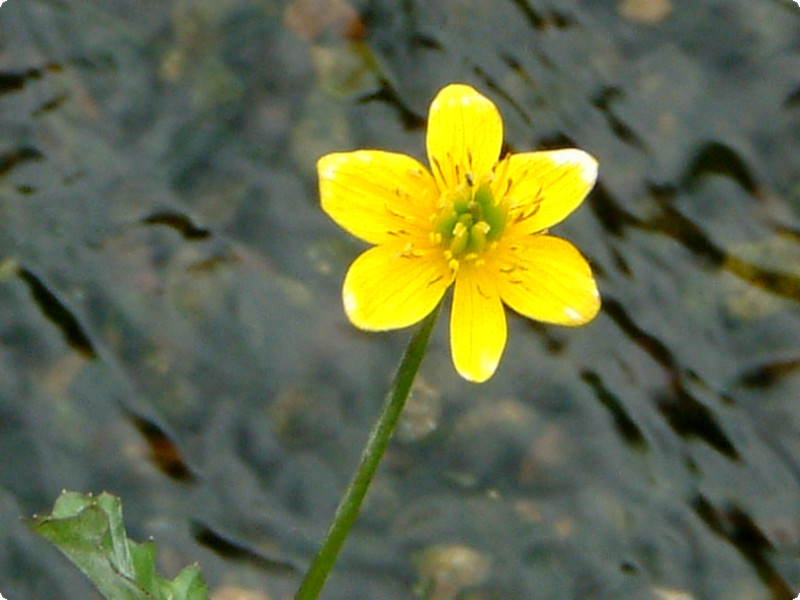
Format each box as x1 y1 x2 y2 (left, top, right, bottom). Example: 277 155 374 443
426 84 502 192
495 235 600 325
319 151 439 245
343 245 453 330
500 149 598 235
450 265 507 382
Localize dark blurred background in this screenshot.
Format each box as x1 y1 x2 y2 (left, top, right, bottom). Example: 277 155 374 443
1 0 800 599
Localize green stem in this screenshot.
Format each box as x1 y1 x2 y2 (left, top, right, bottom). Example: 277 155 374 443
294 302 442 600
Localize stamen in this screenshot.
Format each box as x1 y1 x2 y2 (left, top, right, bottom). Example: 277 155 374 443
427 275 444 286
432 157 447 184
434 175 509 261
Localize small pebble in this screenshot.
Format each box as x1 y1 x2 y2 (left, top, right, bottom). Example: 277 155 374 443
414 544 491 600
618 0 673 25
211 586 270 600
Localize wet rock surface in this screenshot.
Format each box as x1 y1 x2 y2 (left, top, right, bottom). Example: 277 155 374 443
1 1 800 599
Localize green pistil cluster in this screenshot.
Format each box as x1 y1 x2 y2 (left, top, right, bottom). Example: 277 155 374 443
435 182 507 261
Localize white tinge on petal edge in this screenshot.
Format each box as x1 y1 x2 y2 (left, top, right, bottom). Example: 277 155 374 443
343 288 359 319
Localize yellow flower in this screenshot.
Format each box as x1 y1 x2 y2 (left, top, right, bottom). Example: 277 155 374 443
318 83 600 382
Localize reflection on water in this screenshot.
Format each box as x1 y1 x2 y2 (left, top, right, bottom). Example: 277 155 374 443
1 0 800 599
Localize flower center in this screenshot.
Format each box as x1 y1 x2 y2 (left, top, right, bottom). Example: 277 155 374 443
433 180 507 265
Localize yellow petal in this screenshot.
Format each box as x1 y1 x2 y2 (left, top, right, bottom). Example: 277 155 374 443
500 149 598 235
426 84 502 192
343 244 453 330
450 265 507 382
319 151 439 245
494 235 600 325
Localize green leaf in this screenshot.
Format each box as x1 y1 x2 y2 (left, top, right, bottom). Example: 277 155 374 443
30 491 208 600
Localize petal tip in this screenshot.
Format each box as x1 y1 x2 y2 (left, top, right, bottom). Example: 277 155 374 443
580 155 599 186
563 289 601 326
342 283 379 331
343 287 358 316
550 149 598 185
317 153 344 181
434 82 478 100
342 286 371 330
456 356 498 384
577 152 599 185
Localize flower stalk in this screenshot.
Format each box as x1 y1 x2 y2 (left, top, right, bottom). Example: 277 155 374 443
294 301 442 600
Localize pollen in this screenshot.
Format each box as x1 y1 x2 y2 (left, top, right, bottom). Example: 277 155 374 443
435 181 507 263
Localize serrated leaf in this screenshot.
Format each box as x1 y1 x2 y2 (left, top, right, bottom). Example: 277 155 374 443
30 491 208 600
